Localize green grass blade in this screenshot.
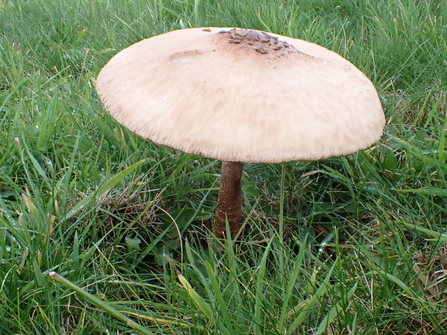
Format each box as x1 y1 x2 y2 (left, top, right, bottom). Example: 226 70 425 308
279 235 307 330
65 159 147 219
49 272 155 335
401 221 447 242
0 77 31 114
395 187 447 196
254 240 273 335
177 273 214 322
204 260 235 334
313 283 357 335
286 263 335 335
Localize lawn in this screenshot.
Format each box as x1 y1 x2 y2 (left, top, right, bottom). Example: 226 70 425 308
0 0 446 334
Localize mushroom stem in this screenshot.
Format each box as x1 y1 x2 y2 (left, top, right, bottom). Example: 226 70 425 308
215 161 244 238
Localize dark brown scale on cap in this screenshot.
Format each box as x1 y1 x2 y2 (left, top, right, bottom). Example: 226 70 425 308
222 28 297 55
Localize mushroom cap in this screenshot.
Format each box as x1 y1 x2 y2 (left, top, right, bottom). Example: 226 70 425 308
96 27 385 163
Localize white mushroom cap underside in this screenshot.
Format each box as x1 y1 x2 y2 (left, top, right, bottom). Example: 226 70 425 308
96 27 385 163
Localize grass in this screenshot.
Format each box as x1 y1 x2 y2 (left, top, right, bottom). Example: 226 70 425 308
1 0 447 333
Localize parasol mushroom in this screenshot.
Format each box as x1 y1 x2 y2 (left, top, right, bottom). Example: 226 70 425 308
96 27 385 239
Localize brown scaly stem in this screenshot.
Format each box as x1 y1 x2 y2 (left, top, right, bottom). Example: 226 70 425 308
214 161 244 238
